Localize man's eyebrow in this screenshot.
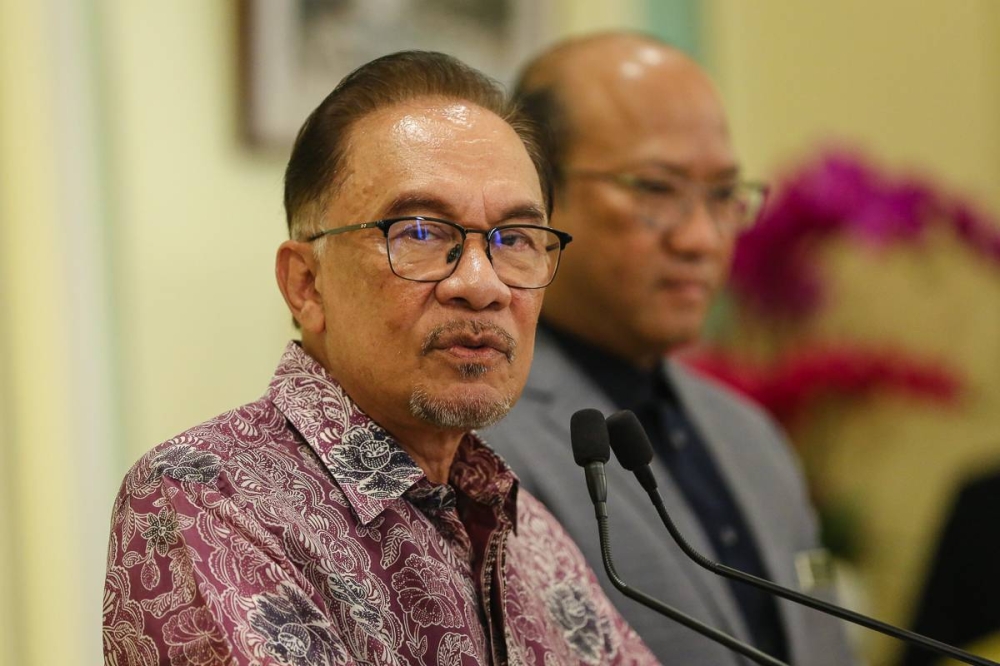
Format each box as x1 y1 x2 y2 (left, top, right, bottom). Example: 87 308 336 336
710 166 742 181
382 193 547 225
499 204 547 225
633 162 743 181
382 193 455 219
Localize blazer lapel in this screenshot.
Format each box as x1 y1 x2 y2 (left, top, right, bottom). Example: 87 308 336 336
522 331 752 640
518 329 618 445
668 362 802 622
645 446 753 639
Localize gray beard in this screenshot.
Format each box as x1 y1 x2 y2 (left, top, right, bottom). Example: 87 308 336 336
409 365 514 430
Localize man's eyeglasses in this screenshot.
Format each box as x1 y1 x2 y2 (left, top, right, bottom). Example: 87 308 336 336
305 216 573 289
567 169 769 235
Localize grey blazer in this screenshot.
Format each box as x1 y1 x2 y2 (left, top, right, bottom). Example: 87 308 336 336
484 329 855 665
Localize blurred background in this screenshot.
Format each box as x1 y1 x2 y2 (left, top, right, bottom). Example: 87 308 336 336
1 1 998 664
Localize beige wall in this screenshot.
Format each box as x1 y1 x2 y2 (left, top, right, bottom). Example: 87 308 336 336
1 1 93 663
0 1 293 663
705 0 1000 214
702 2 1000 662
103 2 292 460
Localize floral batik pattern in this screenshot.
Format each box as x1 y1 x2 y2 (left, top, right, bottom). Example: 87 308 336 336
103 341 656 665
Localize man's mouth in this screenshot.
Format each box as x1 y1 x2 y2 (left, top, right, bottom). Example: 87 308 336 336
661 279 710 298
422 320 517 364
656 273 713 302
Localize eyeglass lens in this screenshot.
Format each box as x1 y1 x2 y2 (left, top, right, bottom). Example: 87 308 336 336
637 179 764 233
385 218 561 288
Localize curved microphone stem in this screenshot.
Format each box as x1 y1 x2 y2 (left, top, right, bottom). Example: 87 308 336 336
595 513 788 666
643 490 998 666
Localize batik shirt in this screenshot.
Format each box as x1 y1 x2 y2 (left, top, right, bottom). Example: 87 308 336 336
104 341 658 666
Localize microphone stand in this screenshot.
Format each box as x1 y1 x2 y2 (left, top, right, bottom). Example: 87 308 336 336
606 408 998 666
572 408 787 665
592 505 788 666
641 484 998 666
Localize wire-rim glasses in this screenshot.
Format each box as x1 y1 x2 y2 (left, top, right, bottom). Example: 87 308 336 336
567 169 769 235
305 216 573 289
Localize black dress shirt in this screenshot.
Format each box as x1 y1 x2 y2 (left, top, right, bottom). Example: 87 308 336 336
542 319 789 661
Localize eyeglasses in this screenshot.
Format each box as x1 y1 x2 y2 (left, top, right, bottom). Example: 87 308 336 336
567 169 769 235
305 216 573 289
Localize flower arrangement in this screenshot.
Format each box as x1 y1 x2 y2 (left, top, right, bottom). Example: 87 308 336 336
678 150 998 558
729 152 1000 320
684 151 978 424
685 345 961 430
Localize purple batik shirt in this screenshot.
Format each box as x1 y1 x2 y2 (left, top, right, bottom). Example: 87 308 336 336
104 342 658 665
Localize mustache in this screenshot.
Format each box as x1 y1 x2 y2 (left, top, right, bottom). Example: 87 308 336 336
421 320 517 363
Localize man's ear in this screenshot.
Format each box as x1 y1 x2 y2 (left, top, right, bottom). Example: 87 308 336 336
276 240 325 333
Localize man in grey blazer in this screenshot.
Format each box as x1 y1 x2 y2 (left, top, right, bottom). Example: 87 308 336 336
484 32 856 665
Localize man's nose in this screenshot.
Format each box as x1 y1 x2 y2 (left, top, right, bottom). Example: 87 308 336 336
664 192 726 254
435 236 512 310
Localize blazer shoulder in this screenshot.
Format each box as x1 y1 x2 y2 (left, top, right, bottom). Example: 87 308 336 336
670 360 782 430
668 359 803 487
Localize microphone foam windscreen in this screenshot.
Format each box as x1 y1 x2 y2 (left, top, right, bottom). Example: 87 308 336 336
570 408 611 466
606 410 655 470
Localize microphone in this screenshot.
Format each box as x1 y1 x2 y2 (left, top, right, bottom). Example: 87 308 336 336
605 409 999 666
569 408 789 666
570 408 610 520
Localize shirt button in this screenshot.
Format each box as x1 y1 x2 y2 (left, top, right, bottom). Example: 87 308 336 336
669 429 688 450
720 526 739 547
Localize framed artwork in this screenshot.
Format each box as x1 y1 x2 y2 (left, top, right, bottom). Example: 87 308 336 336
238 0 549 150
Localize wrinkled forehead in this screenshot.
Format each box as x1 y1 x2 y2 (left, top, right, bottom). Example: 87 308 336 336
333 98 544 220
359 99 497 149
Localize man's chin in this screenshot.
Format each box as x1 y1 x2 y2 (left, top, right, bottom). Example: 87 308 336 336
644 315 706 350
408 383 514 430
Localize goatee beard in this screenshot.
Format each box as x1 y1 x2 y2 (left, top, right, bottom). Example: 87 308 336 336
408 385 513 430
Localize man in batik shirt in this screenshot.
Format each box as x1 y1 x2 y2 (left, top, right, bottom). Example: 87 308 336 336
103 51 658 665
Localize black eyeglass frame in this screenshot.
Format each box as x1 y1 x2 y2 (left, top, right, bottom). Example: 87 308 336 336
566 169 770 232
305 216 574 289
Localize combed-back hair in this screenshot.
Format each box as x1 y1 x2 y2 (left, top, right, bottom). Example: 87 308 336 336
283 50 553 239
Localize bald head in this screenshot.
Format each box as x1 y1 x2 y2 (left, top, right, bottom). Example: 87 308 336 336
517 31 700 95
515 32 731 191
514 32 741 365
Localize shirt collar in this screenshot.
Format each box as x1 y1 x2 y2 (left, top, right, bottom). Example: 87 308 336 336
267 341 518 527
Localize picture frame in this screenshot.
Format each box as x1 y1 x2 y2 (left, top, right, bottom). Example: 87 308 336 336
238 0 549 151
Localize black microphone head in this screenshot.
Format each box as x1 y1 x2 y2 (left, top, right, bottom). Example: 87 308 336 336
606 410 655 471
570 408 611 466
